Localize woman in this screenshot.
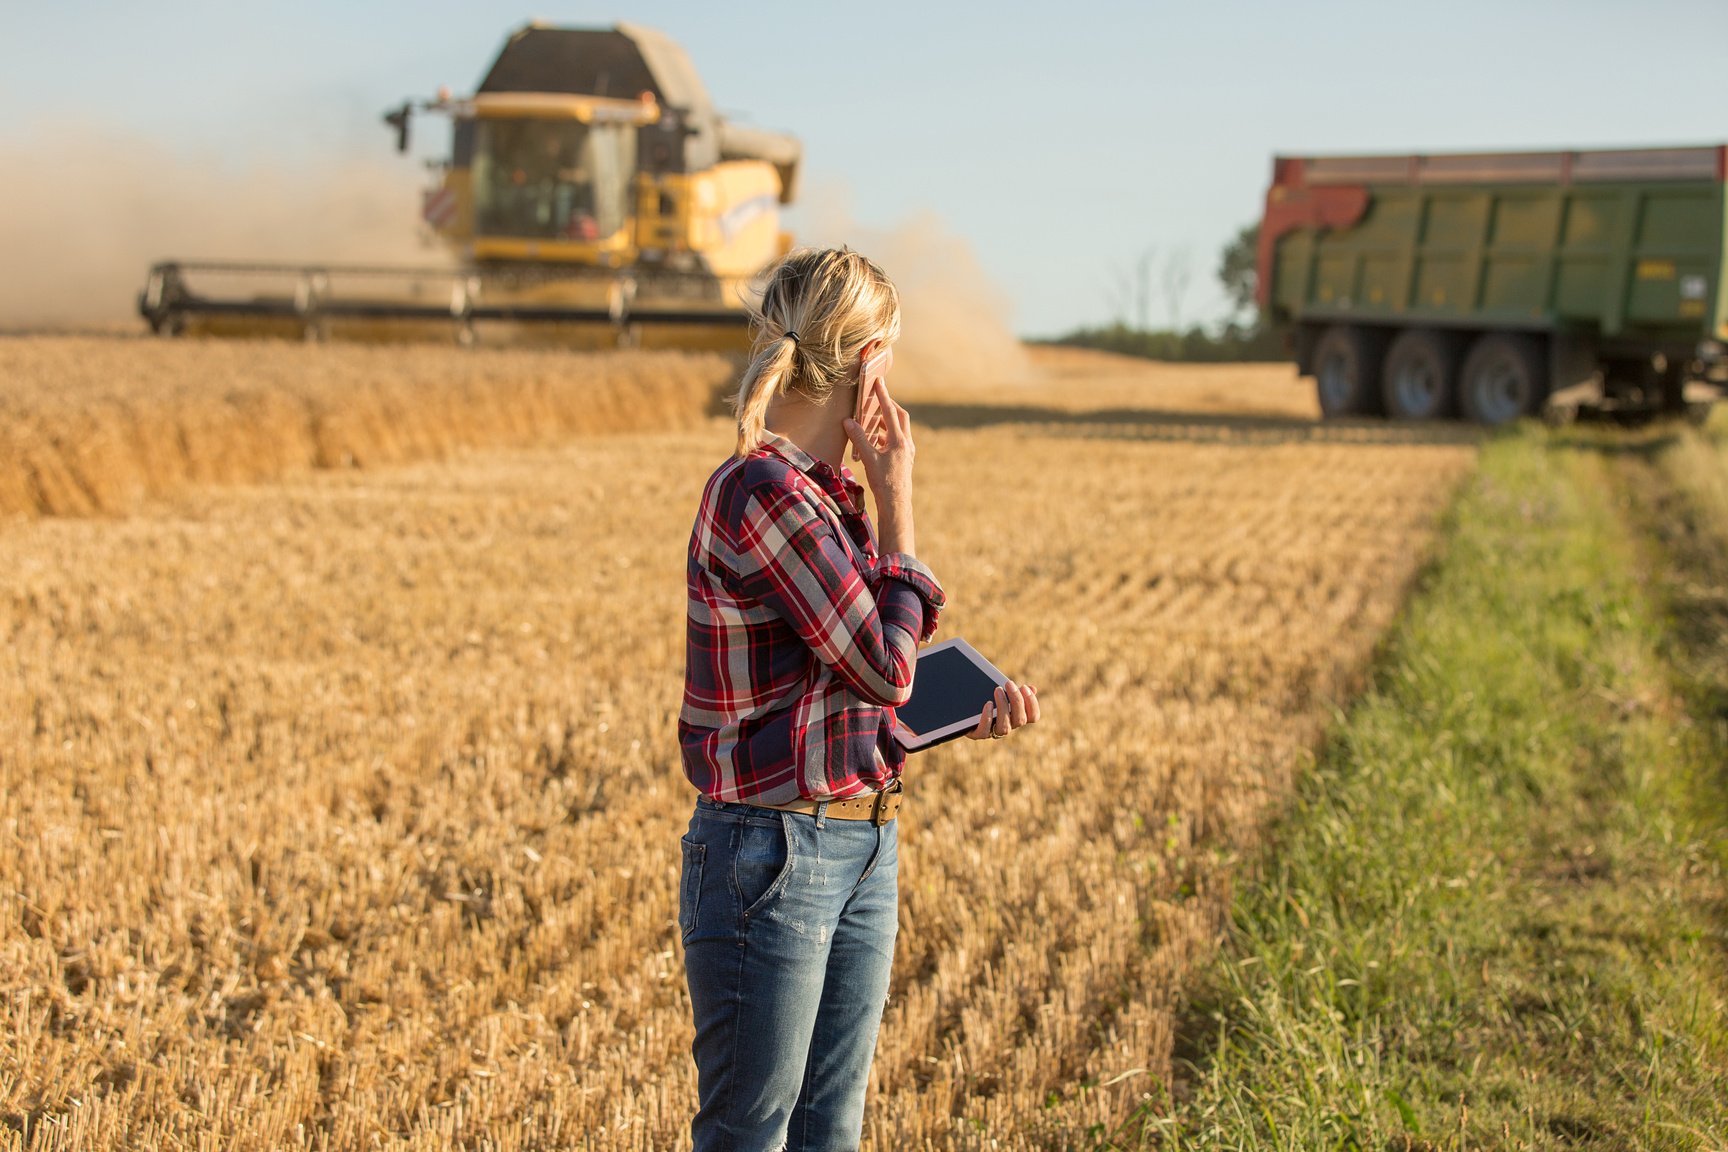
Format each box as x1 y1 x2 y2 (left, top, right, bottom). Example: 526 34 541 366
677 247 1039 1151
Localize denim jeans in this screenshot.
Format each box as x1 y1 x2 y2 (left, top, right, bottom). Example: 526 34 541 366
680 795 899 1152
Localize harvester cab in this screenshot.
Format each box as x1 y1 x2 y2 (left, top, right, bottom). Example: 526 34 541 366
139 23 801 350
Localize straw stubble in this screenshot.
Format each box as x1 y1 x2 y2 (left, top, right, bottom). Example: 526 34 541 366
0 346 1477 1148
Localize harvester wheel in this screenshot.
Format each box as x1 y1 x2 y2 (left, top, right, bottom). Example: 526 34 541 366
1312 325 1382 418
1460 334 1546 426
1381 329 1460 420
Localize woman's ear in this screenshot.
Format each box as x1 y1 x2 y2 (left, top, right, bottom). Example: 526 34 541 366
856 339 883 373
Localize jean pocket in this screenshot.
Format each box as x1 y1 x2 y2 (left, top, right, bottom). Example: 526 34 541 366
679 836 706 941
735 816 793 920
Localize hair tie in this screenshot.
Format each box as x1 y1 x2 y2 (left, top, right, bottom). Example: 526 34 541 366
783 330 800 344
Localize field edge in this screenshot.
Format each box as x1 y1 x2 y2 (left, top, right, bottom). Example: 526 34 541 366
1132 422 1728 1150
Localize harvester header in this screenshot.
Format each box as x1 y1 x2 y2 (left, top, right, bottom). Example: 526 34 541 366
140 22 802 350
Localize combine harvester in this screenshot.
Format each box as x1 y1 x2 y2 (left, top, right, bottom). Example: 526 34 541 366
138 23 800 350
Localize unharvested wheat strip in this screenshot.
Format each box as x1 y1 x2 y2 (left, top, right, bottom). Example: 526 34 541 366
0 337 734 518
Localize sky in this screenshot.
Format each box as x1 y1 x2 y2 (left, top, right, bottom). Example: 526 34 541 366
4 0 1727 336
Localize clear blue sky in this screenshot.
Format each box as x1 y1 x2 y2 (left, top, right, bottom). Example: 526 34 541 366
6 0 1727 336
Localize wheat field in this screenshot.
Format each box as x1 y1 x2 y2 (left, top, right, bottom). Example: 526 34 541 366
0 339 1478 1149
0 337 733 520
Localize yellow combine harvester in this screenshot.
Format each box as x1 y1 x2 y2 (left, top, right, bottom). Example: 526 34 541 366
138 22 800 350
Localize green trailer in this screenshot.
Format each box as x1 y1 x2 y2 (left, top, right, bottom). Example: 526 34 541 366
1257 145 1728 424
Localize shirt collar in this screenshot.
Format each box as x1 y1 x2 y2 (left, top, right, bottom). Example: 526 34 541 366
760 432 866 515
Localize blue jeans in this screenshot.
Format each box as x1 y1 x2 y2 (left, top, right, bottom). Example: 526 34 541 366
680 796 899 1152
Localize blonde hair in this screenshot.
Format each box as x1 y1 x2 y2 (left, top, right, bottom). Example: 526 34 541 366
733 247 901 457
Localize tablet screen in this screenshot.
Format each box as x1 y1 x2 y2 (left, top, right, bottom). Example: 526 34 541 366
896 641 1003 745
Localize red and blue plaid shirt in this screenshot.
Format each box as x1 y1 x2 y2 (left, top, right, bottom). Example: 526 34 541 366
679 433 945 804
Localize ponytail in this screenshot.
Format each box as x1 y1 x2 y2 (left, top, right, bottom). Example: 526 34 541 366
734 334 800 457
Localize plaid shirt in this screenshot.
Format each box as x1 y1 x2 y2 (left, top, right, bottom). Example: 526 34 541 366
679 433 945 804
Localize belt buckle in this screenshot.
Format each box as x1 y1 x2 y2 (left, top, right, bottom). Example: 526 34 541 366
871 779 903 826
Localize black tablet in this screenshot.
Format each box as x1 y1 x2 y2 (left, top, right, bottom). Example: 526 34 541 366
892 638 1009 751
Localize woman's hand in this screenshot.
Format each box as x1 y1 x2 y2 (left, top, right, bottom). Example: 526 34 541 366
844 375 917 555
965 680 1040 742
843 374 913 505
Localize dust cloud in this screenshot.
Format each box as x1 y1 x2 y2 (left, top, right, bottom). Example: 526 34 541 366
0 126 441 330
796 188 1037 392
0 128 1036 390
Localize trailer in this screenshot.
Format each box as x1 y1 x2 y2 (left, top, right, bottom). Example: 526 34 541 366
1258 145 1728 424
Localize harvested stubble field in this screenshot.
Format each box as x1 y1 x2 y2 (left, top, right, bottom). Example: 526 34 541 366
1 339 1478 1149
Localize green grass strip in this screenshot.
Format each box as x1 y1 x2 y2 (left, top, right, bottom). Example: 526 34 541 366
1135 427 1728 1151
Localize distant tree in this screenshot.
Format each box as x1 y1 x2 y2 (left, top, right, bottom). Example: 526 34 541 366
1055 222 1288 361
1135 248 1156 332
1218 223 1260 321
1100 247 1158 331
1101 256 1137 328
1160 248 1192 331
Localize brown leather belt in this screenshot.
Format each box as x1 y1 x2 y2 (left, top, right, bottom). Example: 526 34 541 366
760 780 903 825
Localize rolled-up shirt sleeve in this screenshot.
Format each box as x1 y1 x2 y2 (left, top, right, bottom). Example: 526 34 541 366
734 485 944 708
874 551 944 643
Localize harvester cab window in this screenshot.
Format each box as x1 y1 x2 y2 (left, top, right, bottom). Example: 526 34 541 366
472 119 636 243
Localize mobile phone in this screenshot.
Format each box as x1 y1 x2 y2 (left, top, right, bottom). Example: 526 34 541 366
852 345 893 460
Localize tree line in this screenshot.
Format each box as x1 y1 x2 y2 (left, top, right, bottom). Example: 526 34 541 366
1038 223 1283 362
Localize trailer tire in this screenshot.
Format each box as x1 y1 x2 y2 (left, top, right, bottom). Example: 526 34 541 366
1381 329 1460 420
1657 364 1687 415
1460 333 1546 426
1312 325 1382 418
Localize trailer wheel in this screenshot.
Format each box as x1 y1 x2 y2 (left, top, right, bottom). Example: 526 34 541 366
1657 364 1687 415
1381 329 1459 420
1460 334 1545 426
1312 325 1382 418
